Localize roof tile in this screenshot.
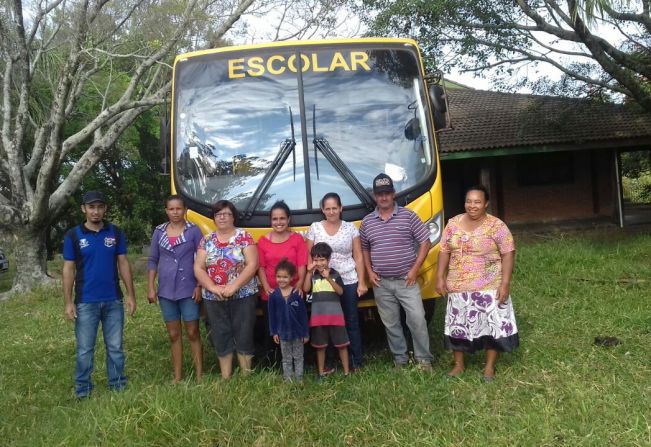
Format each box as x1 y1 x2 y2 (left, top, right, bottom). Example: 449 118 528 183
437 89 651 153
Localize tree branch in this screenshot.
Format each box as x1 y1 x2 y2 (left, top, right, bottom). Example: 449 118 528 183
60 82 171 161
603 2 651 35
32 0 94 225
468 35 630 95
544 0 651 77
49 95 165 216
212 0 257 41
115 0 200 108
26 0 66 46
564 0 651 109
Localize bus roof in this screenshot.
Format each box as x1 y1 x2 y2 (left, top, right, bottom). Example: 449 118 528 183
173 37 420 66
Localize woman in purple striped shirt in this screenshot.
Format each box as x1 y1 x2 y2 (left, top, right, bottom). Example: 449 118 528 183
147 195 204 383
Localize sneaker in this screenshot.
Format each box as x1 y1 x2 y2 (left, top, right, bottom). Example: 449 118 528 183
322 366 336 376
417 361 433 372
393 361 407 371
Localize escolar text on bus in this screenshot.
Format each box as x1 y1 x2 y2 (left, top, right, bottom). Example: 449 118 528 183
228 51 371 79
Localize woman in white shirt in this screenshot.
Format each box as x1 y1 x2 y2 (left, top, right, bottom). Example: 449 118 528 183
306 192 367 371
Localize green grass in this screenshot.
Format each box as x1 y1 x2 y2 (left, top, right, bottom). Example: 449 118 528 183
1 229 650 446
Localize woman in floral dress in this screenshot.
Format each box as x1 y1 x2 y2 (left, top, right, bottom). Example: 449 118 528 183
194 200 258 379
436 185 518 382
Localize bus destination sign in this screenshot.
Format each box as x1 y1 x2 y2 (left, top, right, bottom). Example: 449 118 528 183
227 51 371 79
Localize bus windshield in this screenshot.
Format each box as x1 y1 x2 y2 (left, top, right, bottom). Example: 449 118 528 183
173 45 434 218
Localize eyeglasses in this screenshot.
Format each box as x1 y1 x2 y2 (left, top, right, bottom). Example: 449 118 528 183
215 212 233 219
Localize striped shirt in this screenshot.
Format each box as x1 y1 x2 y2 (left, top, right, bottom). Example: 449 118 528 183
360 204 430 277
309 269 345 327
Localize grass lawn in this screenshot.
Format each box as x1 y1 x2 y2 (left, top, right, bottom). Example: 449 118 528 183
1 229 650 446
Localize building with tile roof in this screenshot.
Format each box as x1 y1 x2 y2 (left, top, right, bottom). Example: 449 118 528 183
436 88 651 226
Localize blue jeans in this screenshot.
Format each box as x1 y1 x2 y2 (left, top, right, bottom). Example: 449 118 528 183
374 278 433 364
341 283 363 368
75 301 126 397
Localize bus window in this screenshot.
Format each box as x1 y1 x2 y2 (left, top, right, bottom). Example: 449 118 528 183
173 43 437 223
303 48 432 207
174 51 305 211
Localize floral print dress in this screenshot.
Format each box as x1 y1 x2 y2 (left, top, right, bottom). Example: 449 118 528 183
440 214 519 353
200 228 258 301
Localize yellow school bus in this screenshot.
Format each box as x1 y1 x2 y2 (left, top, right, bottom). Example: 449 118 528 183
169 38 445 310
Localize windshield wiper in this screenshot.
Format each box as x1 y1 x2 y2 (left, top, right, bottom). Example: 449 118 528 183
312 106 375 210
242 108 296 220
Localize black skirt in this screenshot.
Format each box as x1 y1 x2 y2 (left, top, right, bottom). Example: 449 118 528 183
444 333 520 354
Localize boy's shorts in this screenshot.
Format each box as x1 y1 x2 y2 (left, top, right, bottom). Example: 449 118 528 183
310 325 349 349
159 297 200 322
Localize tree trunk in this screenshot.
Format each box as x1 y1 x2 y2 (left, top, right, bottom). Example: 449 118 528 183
8 226 55 295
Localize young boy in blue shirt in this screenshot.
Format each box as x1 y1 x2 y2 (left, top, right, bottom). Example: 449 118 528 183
268 259 309 381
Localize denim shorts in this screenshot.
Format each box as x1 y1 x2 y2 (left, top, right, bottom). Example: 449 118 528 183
159 297 200 322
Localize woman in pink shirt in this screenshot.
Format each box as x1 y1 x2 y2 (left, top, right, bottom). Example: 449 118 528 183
257 201 309 299
257 201 308 362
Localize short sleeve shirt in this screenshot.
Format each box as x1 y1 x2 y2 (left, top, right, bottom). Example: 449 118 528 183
63 223 127 303
199 228 258 300
257 232 308 300
309 269 345 327
359 205 430 277
440 214 515 292
306 221 359 285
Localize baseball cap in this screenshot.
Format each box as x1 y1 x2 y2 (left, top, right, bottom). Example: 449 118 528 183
82 191 107 204
372 173 395 194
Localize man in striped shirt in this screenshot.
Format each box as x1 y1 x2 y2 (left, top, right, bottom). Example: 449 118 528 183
360 173 434 370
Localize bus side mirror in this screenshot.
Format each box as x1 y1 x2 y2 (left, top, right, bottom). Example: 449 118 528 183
429 84 448 131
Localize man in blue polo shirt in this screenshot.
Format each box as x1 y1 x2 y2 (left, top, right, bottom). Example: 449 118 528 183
360 173 434 370
63 191 137 398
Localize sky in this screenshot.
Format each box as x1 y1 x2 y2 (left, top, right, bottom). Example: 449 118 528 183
231 5 520 92
228 2 633 96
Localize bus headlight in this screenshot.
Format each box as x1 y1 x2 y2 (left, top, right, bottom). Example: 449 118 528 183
426 211 443 245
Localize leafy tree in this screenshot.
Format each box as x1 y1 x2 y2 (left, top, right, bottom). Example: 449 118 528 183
359 0 651 110
72 110 167 247
0 0 348 296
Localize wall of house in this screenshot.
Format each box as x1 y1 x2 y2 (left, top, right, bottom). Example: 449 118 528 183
441 150 616 225
500 150 615 224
